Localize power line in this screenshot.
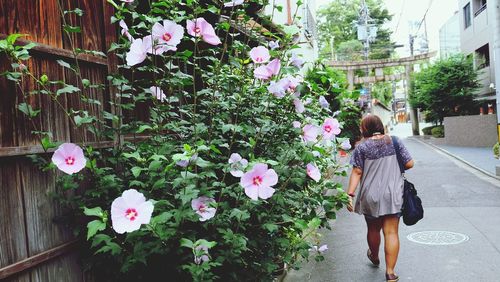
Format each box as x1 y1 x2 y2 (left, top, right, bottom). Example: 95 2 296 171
394 0 406 35
414 0 433 36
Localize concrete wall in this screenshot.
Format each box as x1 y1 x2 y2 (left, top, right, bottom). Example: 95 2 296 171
372 103 392 131
444 114 497 147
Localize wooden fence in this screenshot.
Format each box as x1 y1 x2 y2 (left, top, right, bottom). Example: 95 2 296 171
0 1 117 280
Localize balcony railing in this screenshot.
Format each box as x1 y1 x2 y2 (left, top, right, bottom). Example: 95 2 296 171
474 3 487 17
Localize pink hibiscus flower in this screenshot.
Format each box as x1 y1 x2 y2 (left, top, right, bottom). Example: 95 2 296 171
111 189 154 234
290 52 305 68
319 96 329 109
149 86 166 102
292 121 301 128
186 18 221 45
249 46 270 64
194 245 210 264
268 79 288 98
240 163 278 200
254 58 281 80
119 20 133 41
302 124 320 143
151 20 184 54
306 163 321 182
228 153 248 177
293 98 305 113
191 196 216 221
322 118 341 140
51 143 86 175
126 36 152 66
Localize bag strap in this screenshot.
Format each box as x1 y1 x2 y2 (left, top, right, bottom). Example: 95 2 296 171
391 136 405 174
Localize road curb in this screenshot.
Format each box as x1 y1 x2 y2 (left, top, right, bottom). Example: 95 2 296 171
411 137 500 181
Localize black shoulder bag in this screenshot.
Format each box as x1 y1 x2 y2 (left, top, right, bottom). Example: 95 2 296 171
392 137 423 226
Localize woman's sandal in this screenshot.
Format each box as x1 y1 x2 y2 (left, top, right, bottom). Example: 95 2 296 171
386 273 400 282
366 249 380 267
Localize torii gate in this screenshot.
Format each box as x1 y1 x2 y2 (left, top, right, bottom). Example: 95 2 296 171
328 51 437 135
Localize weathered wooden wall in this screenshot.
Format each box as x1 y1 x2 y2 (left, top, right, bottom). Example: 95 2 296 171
0 1 116 281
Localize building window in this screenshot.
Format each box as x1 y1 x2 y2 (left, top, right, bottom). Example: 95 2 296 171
464 3 471 28
474 0 487 17
475 44 490 69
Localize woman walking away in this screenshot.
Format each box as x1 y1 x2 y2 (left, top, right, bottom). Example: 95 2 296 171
346 115 414 282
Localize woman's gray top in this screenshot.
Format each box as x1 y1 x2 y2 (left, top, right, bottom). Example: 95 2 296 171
349 136 412 218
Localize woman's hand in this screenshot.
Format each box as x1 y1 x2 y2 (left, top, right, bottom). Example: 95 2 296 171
347 196 354 212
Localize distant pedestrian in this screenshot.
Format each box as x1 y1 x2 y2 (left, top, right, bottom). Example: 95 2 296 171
346 114 414 282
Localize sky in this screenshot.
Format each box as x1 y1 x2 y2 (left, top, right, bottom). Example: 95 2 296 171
315 0 459 57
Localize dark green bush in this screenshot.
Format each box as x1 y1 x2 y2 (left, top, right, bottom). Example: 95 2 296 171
422 126 436 135
431 125 445 138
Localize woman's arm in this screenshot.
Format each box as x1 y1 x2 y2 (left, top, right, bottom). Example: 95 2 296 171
346 167 362 212
405 159 414 170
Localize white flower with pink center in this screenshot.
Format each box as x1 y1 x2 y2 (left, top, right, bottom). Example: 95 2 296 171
224 0 244 7
111 189 154 234
322 118 341 140
126 36 152 66
240 163 278 200
310 244 328 253
249 46 270 64
228 153 248 177
254 58 281 80
290 52 305 68
191 196 217 222
340 139 352 150
186 18 221 45
151 20 184 54
268 40 279 50
149 86 166 102
306 163 321 182
51 143 86 175
302 124 320 143
119 20 133 41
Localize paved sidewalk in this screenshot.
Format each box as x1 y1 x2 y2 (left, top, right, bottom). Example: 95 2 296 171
285 137 500 282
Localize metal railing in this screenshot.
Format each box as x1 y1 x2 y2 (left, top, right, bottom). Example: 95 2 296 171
474 3 487 17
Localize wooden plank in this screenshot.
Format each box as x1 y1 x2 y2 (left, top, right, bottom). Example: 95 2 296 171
0 240 79 280
0 162 29 270
0 34 108 66
30 251 83 282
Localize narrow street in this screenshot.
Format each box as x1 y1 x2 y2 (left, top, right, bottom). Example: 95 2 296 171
286 132 500 281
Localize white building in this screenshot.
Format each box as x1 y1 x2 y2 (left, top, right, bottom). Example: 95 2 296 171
439 11 461 58
264 0 319 64
458 0 495 102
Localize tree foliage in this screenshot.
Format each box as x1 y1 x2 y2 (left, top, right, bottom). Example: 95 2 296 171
409 55 480 124
317 0 393 60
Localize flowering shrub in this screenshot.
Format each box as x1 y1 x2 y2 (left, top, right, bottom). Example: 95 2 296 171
0 0 351 280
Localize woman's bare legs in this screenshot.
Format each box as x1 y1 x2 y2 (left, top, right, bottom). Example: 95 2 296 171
365 217 383 261
382 215 400 275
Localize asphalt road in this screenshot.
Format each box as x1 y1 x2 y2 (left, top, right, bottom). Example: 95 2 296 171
285 137 500 282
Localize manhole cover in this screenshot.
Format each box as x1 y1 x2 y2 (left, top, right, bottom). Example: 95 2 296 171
407 231 469 245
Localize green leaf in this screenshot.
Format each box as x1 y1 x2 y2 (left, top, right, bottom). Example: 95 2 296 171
136 124 152 133
56 84 80 96
56 60 72 69
18 103 40 118
63 25 81 33
41 135 56 151
84 206 104 217
131 167 143 178
74 115 94 126
87 220 106 240
7 33 24 45
283 25 300 36
180 238 194 249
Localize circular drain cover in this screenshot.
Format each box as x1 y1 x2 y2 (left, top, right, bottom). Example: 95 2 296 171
407 231 469 245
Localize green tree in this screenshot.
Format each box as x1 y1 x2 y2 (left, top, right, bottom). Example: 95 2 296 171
317 0 393 60
409 55 480 124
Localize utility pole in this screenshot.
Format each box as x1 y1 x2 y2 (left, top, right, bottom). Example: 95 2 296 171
357 0 376 112
493 0 500 141
408 21 420 135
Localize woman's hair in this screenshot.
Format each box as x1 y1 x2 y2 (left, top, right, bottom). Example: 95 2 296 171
360 114 385 138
